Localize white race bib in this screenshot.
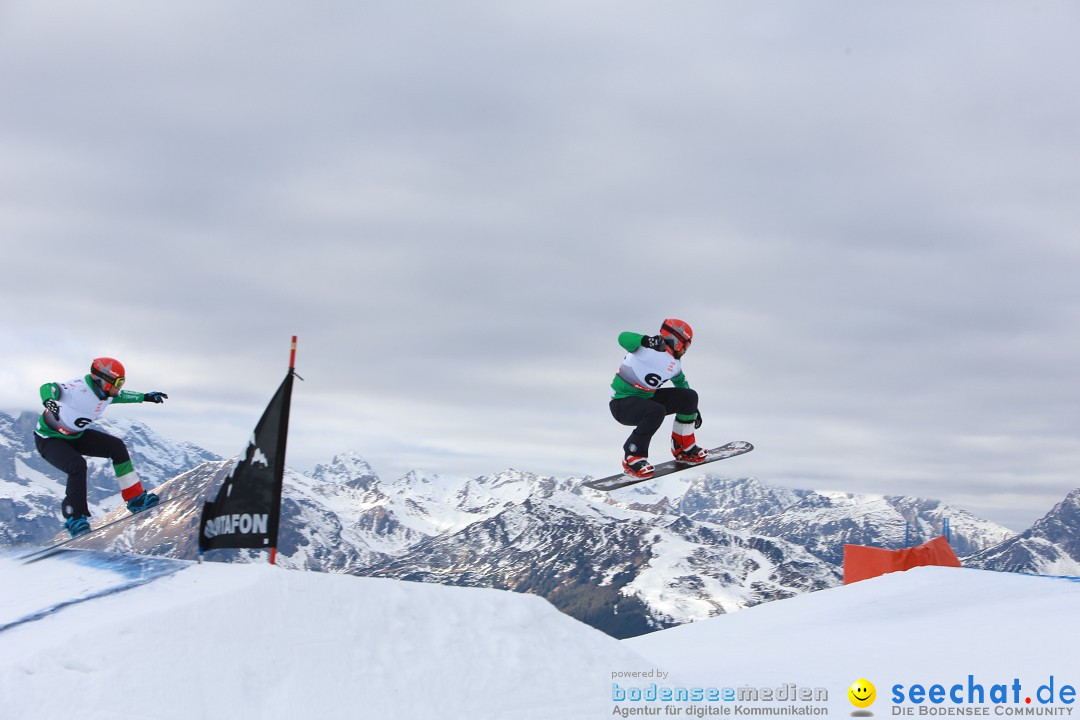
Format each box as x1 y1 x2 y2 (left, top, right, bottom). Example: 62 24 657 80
52 376 114 435
616 349 682 392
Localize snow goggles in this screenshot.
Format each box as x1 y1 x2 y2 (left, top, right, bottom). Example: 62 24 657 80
96 372 125 389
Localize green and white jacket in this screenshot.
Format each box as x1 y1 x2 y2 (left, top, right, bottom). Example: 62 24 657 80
610 332 691 399
36 375 148 440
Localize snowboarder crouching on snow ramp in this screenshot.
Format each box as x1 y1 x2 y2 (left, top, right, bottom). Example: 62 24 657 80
609 319 708 479
34 357 168 538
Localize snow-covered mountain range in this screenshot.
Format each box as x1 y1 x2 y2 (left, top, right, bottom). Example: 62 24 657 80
966 488 1080 576
3 411 1069 638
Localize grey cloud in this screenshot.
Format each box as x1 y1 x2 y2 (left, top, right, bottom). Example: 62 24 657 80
4 1 1079 531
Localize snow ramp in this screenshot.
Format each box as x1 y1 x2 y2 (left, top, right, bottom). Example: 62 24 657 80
0 550 656 719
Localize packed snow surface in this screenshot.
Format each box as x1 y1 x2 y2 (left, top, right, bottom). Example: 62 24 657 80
2 550 1078 719
0 549 651 719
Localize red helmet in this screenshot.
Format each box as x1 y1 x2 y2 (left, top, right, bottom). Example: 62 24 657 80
660 319 693 358
91 357 127 392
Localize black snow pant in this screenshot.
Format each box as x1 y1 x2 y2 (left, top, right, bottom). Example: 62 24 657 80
609 388 699 458
35 429 131 519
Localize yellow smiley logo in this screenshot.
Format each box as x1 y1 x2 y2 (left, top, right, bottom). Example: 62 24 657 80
848 679 876 709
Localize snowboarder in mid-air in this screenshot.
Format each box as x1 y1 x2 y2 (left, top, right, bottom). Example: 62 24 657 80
35 357 168 537
609 319 708 479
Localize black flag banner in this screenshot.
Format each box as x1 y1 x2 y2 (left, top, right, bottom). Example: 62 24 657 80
199 340 297 562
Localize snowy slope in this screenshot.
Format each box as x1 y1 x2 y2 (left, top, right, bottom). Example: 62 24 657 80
626 566 1080 715
0 549 655 720
4 554 1077 719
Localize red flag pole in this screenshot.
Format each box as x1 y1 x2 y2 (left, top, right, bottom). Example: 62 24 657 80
269 335 298 566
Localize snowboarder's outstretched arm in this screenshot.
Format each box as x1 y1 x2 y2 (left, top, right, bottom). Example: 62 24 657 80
39 381 164 405
111 389 168 404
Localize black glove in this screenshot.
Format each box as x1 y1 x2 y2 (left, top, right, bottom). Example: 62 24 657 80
694 411 703 429
43 399 60 416
641 335 666 351
144 391 168 404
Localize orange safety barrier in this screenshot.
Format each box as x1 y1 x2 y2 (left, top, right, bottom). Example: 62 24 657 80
843 535 961 584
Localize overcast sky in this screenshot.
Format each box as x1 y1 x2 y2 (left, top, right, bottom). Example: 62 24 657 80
3 2 1079 531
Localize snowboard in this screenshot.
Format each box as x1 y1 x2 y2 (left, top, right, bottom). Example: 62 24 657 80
583 441 754 492
18 490 194 565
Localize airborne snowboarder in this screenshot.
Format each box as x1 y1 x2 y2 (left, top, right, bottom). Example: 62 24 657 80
35 357 168 537
609 319 708 479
